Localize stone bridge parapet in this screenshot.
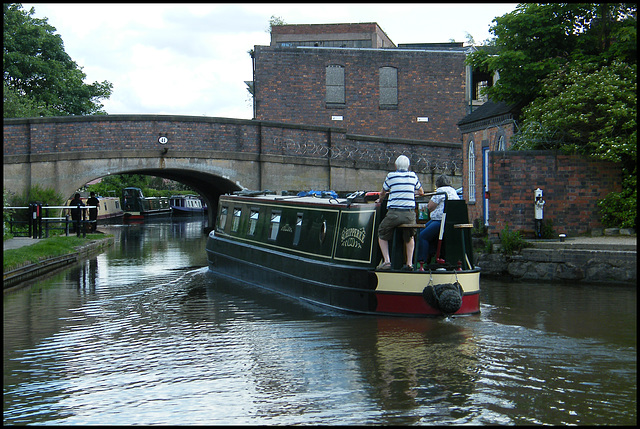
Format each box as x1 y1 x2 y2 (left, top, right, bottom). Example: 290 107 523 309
4 114 462 225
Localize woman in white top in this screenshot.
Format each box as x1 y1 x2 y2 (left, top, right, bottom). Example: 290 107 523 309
417 174 459 268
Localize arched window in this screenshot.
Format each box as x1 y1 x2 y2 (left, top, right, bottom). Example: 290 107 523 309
468 140 476 203
379 66 398 108
326 65 345 105
495 134 505 151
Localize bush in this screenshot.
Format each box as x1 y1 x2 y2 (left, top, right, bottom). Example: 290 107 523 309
472 218 487 236
541 219 556 239
4 188 14 239
499 223 528 255
7 185 65 225
598 178 637 229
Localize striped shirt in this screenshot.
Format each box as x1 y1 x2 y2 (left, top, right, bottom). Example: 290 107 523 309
383 170 422 209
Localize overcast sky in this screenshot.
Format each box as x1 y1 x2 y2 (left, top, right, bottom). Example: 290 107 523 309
22 3 518 119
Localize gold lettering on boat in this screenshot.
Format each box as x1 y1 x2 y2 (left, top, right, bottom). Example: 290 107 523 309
280 223 293 233
340 227 366 249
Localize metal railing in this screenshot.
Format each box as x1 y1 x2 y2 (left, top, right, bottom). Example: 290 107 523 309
4 204 97 239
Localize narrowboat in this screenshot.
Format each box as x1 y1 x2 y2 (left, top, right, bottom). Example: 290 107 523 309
65 192 124 222
170 194 205 215
122 187 171 220
206 190 480 317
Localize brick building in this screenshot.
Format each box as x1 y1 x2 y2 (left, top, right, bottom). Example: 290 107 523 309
457 100 521 225
251 23 490 146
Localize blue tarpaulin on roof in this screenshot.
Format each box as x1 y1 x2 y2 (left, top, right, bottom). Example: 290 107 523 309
297 190 339 199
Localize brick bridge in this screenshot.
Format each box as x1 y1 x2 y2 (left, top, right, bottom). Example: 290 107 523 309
4 115 462 225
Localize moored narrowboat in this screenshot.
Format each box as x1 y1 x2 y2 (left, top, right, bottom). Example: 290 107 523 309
122 187 171 220
64 192 124 222
206 190 480 317
170 194 205 215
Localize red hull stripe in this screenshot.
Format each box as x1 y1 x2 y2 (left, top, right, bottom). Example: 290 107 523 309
375 292 480 315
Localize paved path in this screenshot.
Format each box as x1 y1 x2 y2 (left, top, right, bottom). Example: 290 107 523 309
526 235 636 251
3 235 94 251
4 237 43 251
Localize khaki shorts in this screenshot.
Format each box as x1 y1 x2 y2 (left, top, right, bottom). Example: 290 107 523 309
378 209 416 242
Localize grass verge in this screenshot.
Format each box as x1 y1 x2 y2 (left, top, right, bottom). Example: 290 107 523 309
3 234 109 272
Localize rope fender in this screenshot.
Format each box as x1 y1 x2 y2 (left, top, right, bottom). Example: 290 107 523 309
422 282 464 315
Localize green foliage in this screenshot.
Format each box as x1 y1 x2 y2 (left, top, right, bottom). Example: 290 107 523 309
541 219 556 240
4 188 14 239
3 81 56 117
85 174 193 200
85 174 150 201
512 61 637 166
267 15 287 33
9 184 65 207
499 223 528 255
597 175 637 228
472 218 487 236
7 184 65 224
3 3 112 117
467 3 637 105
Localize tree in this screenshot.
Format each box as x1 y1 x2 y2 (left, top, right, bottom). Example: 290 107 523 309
3 3 113 117
512 61 636 165
467 3 636 105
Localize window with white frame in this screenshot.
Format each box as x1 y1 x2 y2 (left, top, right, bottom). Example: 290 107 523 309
248 208 259 236
231 208 242 232
269 210 281 241
468 140 476 203
219 206 228 230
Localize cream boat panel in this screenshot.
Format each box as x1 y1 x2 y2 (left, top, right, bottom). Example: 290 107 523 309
375 271 480 294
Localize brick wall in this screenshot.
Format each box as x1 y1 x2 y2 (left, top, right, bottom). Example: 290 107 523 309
3 116 261 156
271 23 381 36
486 151 622 236
254 46 468 144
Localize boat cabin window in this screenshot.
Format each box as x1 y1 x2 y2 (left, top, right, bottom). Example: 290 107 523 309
293 213 303 246
231 208 242 232
248 208 260 236
269 210 281 241
219 206 228 230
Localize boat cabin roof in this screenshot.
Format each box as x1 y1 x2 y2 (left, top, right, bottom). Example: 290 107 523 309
220 193 369 209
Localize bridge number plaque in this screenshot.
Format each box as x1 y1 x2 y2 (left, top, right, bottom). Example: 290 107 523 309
158 136 168 145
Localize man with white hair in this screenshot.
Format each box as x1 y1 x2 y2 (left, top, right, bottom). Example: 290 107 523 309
376 155 424 270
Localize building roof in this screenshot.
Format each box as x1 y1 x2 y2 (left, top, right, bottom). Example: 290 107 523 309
397 42 467 52
457 99 522 127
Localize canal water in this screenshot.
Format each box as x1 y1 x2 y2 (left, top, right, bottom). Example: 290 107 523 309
3 218 636 425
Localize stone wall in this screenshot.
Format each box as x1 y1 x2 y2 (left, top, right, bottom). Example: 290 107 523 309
477 247 636 284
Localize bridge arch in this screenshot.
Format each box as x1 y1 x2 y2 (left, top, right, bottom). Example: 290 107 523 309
96 168 242 228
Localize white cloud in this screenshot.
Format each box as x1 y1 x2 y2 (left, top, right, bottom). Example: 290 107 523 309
21 3 517 119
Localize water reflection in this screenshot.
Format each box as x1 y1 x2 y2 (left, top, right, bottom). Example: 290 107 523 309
3 218 636 425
